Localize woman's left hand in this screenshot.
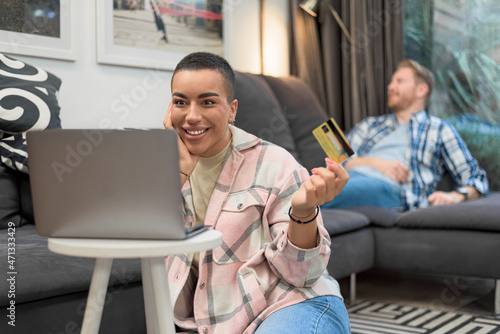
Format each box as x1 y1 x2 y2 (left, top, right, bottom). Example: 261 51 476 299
291 158 349 217
163 102 199 179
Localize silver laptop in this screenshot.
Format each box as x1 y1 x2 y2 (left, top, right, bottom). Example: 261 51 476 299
26 129 203 239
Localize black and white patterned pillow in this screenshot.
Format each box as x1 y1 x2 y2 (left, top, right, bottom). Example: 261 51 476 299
0 53 62 172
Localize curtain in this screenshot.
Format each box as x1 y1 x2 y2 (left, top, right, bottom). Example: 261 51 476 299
290 0 404 132
289 0 328 111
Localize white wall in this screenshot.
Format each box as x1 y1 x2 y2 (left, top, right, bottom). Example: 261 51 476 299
7 0 289 130
263 0 290 77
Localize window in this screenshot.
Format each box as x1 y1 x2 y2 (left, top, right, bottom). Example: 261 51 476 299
403 0 500 190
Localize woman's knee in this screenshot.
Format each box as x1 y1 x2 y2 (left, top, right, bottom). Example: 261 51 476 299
256 296 350 334
316 296 351 334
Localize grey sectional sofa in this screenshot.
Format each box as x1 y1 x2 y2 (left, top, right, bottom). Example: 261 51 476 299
233 71 500 317
1 70 499 334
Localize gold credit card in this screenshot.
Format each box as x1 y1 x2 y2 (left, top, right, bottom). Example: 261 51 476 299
312 118 355 163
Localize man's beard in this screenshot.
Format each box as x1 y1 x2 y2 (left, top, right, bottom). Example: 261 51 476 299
388 95 410 112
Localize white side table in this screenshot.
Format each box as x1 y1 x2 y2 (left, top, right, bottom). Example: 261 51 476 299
48 230 222 334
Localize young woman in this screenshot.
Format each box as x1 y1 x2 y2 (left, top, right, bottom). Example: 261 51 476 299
163 52 351 334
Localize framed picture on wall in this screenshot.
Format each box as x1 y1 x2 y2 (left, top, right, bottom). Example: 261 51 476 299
0 1 77 61
96 0 227 70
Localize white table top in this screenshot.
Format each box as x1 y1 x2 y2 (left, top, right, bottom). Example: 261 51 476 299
48 229 222 258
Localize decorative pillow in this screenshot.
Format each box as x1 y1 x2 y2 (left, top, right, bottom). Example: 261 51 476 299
0 53 61 228
0 52 62 172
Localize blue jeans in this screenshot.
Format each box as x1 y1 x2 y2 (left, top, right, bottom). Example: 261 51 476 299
255 296 350 334
321 170 403 210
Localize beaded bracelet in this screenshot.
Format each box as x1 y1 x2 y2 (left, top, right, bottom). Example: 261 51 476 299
288 206 320 224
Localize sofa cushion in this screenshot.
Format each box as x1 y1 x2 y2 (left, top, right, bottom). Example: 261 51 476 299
346 206 403 227
0 225 142 306
396 192 500 232
261 75 329 173
233 72 299 160
0 162 33 228
0 162 22 229
321 208 370 236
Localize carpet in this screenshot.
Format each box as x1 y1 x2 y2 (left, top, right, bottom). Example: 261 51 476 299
348 300 500 334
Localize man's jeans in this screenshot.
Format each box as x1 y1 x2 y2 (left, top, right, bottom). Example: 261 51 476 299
321 170 403 210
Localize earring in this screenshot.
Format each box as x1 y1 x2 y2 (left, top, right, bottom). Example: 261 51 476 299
229 116 235 124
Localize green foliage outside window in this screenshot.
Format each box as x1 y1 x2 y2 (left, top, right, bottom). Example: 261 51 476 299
403 0 500 191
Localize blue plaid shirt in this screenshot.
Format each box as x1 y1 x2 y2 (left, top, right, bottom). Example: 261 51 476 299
347 110 489 210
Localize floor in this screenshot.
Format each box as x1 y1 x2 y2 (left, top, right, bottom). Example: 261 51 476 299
338 269 497 318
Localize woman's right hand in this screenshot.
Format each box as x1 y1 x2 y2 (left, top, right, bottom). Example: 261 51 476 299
163 102 199 181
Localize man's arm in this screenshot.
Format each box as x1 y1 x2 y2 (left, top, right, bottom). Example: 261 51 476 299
428 185 480 205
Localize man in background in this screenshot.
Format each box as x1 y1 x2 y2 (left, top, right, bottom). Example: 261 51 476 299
322 59 488 211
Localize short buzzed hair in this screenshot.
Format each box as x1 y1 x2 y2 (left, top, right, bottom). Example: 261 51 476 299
398 59 435 105
172 52 235 102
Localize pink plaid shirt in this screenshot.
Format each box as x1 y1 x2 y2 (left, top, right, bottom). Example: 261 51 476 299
166 126 341 334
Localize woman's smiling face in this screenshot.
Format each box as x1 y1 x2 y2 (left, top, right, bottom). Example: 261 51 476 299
170 69 237 157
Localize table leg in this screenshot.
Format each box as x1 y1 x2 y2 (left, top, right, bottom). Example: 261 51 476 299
141 258 159 334
495 279 500 318
81 258 113 334
146 257 176 334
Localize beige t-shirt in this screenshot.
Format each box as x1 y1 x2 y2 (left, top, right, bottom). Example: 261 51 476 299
189 140 232 276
